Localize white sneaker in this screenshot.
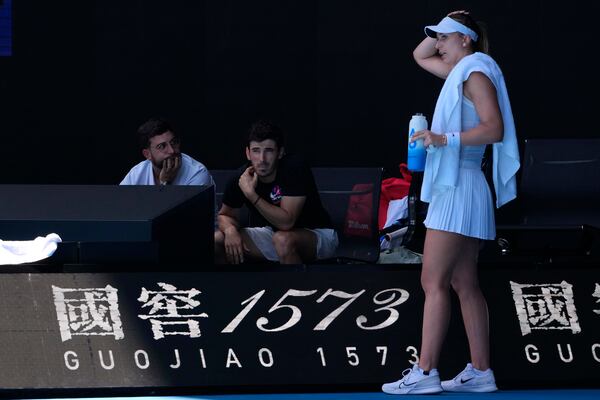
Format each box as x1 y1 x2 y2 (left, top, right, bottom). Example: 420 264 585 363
382 364 443 395
441 363 498 392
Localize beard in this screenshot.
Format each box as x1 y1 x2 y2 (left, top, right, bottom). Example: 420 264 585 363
151 153 181 170
253 161 278 180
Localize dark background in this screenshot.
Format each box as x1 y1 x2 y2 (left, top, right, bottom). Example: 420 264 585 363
0 0 598 185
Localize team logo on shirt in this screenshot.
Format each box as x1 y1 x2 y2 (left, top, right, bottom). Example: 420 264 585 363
270 185 282 204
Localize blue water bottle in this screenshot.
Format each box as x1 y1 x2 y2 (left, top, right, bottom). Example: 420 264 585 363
407 113 428 171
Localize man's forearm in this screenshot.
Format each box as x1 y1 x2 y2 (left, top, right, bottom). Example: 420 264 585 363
254 197 296 231
217 214 240 234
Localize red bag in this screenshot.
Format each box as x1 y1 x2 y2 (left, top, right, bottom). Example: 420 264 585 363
343 183 374 238
378 163 412 230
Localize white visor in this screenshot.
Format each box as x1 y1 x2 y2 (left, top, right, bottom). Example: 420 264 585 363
424 17 478 42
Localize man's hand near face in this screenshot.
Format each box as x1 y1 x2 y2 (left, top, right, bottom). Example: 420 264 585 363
238 166 259 200
159 155 181 184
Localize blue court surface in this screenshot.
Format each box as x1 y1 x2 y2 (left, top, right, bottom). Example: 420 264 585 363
23 390 600 400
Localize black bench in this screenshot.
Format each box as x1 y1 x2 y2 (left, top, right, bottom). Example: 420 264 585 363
485 138 600 261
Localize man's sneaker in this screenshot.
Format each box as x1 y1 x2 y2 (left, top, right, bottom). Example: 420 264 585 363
441 363 498 392
382 364 443 395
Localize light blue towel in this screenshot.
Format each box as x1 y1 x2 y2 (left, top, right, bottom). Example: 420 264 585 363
421 52 520 208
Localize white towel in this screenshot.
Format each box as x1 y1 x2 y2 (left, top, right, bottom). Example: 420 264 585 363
384 197 409 229
421 52 520 208
0 233 62 265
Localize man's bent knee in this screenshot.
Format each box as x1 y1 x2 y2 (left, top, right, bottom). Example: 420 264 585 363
272 231 297 256
214 230 226 263
214 230 224 245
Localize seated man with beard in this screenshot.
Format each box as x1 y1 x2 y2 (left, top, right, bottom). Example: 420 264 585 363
214 120 338 264
120 117 213 187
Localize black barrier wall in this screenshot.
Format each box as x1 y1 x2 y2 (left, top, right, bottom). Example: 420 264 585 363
0 1 599 184
0 264 599 395
0 185 215 266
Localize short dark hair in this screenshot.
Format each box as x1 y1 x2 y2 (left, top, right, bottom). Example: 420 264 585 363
247 120 285 149
137 117 177 149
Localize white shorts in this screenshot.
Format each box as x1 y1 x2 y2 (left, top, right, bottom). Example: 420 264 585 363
243 226 339 262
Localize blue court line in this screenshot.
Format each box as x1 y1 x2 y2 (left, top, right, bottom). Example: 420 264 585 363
23 389 600 400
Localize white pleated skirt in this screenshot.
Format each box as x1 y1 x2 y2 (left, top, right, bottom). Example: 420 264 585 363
423 164 495 240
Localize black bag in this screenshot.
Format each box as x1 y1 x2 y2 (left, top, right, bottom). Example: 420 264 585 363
402 171 428 254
